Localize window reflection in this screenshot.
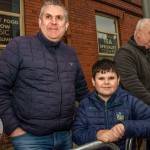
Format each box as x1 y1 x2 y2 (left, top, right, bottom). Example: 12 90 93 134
96 15 116 33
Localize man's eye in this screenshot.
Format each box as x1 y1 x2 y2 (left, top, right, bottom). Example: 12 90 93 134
57 16 63 20
45 15 51 19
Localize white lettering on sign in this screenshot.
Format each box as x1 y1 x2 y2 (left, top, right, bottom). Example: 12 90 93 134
0 37 12 42
0 24 10 29
3 19 18 25
0 29 10 35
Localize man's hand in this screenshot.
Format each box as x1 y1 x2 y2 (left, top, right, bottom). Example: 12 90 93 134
10 127 26 137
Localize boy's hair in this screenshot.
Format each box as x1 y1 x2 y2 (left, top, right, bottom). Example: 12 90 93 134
39 0 68 21
92 59 120 79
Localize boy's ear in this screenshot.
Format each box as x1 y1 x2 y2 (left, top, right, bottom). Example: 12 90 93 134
91 77 95 87
118 77 120 85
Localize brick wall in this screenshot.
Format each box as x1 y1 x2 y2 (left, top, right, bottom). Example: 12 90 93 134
24 0 43 35
68 0 142 90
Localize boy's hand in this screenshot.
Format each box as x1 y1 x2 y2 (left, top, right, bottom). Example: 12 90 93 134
111 123 125 139
96 129 120 143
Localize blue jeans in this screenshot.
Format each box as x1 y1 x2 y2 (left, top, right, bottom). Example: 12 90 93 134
11 131 72 150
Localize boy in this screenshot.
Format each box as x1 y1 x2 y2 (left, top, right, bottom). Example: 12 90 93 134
72 59 150 150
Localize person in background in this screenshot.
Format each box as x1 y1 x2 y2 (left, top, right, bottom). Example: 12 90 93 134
72 59 150 150
114 18 150 150
0 1 89 150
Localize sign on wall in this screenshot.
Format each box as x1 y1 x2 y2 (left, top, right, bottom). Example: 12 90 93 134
0 15 20 45
98 32 118 55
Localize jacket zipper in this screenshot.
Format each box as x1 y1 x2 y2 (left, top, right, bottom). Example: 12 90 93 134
104 102 109 129
104 101 123 129
53 49 62 128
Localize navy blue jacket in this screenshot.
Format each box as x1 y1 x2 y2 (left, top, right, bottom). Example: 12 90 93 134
72 87 150 150
0 32 89 135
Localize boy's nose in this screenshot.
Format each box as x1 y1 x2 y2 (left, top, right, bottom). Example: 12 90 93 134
104 79 109 84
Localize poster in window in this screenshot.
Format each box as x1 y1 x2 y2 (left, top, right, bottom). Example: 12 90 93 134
0 15 20 45
98 32 118 54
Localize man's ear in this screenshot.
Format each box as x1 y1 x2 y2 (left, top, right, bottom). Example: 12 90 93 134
136 29 141 38
38 18 41 28
65 22 69 31
92 77 95 87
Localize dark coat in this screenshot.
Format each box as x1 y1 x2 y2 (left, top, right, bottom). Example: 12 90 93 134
72 87 150 150
0 32 89 135
114 36 150 105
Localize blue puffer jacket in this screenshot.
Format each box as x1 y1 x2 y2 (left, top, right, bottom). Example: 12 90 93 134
72 87 150 150
0 31 89 135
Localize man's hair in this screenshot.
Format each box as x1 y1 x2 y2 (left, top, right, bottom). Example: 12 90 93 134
134 18 150 36
92 59 119 79
39 0 68 21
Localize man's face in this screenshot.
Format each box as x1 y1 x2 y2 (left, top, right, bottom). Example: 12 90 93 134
92 71 120 101
137 24 150 49
39 5 69 42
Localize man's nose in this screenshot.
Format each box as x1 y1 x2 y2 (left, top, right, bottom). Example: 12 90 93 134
51 17 57 24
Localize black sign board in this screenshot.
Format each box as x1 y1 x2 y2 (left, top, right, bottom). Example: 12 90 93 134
0 15 20 45
98 32 118 54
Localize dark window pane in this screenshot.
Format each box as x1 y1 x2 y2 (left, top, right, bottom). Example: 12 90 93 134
0 0 20 13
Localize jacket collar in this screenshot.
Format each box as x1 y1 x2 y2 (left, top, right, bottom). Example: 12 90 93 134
37 31 61 48
90 87 125 108
128 36 150 55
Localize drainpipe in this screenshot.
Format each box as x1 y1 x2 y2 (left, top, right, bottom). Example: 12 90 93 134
142 0 150 18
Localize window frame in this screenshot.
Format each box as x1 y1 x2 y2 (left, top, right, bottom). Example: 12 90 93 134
96 13 120 58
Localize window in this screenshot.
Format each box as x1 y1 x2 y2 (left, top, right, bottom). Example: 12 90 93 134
0 0 24 48
95 14 119 59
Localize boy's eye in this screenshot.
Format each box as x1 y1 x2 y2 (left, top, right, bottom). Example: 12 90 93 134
109 77 115 80
99 77 104 80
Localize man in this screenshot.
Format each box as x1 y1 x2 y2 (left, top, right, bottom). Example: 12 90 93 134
0 1 89 150
114 18 150 150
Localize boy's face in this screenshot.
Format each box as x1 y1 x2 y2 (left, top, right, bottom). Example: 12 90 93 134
92 71 120 101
